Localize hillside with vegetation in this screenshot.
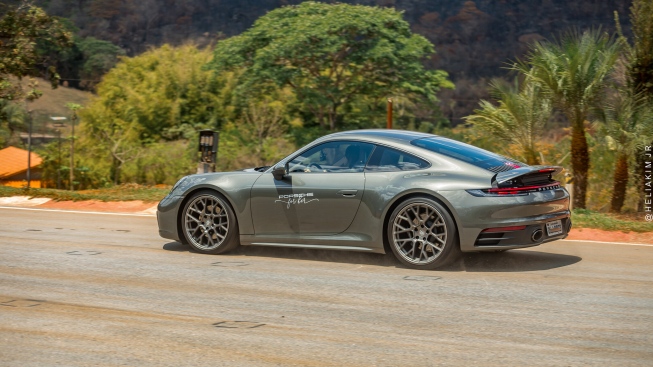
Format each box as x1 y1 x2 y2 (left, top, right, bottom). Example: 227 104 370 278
1 0 632 122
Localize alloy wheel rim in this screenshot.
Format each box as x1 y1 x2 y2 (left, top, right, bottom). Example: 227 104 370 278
184 195 229 250
392 202 447 265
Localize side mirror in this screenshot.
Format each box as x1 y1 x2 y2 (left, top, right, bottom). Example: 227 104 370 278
272 164 287 180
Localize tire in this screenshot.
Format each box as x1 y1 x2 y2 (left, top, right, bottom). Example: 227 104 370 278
181 190 239 254
387 197 460 270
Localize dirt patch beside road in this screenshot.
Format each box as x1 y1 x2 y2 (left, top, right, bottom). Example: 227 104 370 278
37 199 156 213
566 227 653 244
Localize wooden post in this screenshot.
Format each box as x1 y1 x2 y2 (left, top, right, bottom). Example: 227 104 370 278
386 98 393 129
26 109 32 189
70 112 76 191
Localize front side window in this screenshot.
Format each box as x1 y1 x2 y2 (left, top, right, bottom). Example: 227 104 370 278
365 146 430 172
287 141 375 173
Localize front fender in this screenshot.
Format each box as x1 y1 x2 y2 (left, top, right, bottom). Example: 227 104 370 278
167 172 263 236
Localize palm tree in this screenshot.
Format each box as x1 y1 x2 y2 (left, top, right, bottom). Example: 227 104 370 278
616 0 653 100
599 90 653 213
513 29 620 209
615 0 653 211
464 79 551 165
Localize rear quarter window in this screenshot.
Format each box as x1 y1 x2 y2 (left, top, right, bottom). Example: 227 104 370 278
365 146 430 172
411 137 524 172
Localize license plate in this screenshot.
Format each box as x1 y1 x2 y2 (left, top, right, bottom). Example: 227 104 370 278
546 220 563 236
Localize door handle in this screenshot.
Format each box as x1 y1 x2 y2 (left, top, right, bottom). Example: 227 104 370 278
337 189 358 197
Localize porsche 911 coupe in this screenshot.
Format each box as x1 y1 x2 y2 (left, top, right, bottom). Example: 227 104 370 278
157 129 571 269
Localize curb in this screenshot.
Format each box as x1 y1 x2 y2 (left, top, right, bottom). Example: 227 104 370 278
0 196 158 215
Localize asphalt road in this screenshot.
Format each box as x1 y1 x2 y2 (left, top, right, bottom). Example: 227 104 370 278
1 207 652 367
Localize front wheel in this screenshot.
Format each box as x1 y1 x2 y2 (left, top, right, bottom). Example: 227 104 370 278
387 197 460 270
181 190 239 254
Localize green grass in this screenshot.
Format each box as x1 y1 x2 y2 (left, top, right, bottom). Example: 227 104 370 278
0 184 170 202
571 209 653 233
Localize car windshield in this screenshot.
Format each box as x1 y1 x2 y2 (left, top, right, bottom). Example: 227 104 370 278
411 136 525 172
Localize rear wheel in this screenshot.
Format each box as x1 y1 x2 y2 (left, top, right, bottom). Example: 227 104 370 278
387 197 460 270
181 190 239 254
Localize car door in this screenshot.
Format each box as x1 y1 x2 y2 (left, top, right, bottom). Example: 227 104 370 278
250 141 375 236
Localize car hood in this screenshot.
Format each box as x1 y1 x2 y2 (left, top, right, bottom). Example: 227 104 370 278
240 166 271 173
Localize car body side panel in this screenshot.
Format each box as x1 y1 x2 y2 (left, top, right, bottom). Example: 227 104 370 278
250 171 365 235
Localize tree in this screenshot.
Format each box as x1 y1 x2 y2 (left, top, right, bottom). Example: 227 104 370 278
464 80 552 165
45 35 125 91
78 44 222 184
218 86 297 171
0 0 73 100
84 44 224 140
242 100 288 163
32 14 126 91
514 30 620 209
598 90 653 213
617 0 653 101
616 0 653 212
208 1 453 131
85 111 143 185
76 37 125 90
0 98 26 147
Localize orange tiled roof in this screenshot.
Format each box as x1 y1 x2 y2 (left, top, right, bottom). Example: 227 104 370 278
0 146 42 179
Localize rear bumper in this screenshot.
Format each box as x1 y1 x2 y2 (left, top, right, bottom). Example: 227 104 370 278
438 187 571 252
472 217 571 251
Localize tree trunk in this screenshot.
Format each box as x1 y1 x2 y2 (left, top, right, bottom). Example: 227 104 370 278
634 143 652 212
570 122 589 209
316 106 325 129
111 156 121 185
610 152 629 213
524 148 540 165
328 103 339 131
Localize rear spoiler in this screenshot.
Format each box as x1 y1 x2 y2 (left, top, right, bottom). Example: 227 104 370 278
492 166 563 188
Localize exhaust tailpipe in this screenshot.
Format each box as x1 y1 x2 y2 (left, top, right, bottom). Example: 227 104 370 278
531 229 543 242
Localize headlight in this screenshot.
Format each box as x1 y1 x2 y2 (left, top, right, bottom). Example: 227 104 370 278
169 176 189 194
169 175 207 196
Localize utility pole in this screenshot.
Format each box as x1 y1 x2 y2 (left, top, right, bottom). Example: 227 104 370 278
26 109 33 189
24 83 41 189
50 116 67 190
65 103 82 191
69 112 76 191
57 129 61 189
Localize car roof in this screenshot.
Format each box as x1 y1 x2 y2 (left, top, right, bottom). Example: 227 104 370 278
320 129 435 145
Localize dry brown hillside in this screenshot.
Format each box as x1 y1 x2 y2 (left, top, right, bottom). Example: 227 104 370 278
22 78 92 124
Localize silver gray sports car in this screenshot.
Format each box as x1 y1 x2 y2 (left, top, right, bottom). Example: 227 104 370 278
157 129 571 269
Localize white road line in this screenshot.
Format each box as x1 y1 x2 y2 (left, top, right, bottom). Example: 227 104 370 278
0 206 155 217
559 239 653 247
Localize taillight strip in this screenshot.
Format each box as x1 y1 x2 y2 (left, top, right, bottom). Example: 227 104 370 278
487 182 561 195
